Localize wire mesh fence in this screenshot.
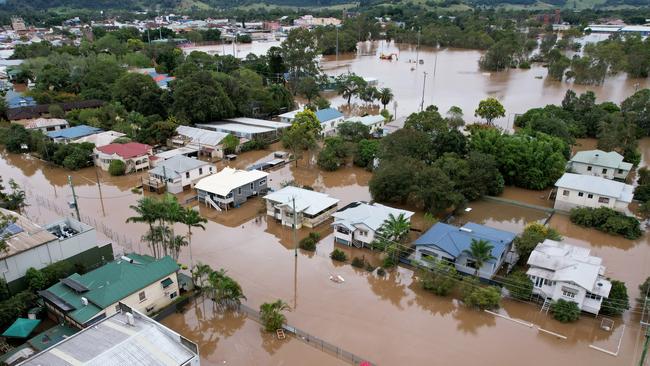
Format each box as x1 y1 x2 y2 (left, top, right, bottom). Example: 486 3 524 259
238 304 375 366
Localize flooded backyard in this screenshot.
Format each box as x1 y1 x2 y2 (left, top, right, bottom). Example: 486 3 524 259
1 143 649 365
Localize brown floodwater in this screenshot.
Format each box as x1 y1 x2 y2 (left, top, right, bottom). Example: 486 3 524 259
161 297 349 366
320 41 650 130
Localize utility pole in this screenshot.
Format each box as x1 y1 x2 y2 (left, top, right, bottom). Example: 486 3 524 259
67 175 80 221
95 169 105 216
336 26 339 65
640 328 649 366
163 165 169 192
420 71 428 112
416 29 421 67
292 197 298 257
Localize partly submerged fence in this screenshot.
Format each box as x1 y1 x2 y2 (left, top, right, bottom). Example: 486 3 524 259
238 304 375 366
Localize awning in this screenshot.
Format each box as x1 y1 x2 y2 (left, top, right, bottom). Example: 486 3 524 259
2 318 41 338
161 277 174 288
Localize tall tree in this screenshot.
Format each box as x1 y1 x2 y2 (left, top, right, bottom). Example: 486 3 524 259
281 110 322 167
335 74 367 105
475 98 506 125
379 87 394 110
181 207 207 273
126 197 161 258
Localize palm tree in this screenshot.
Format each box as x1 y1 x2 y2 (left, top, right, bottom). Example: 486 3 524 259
379 213 411 242
207 269 246 310
160 194 183 257
181 207 207 272
126 197 160 257
463 239 496 277
169 235 188 261
259 299 290 332
192 262 212 289
379 87 394 110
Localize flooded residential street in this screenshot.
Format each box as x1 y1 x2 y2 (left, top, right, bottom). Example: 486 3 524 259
1 145 648 365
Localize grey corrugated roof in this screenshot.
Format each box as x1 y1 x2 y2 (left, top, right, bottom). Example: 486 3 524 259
149 155 210 179
555 173 634 202
331 202 414 232
570 150 629 170
176 125 229 146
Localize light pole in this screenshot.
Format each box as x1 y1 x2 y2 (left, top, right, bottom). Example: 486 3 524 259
420 71 428 112
67 175 80 221
336 26 339 66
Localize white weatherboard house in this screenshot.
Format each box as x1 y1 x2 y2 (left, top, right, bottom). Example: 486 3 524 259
568 149 633 181
147 155 214 194
554 173 634 212
264 186 339 229
195 167 268 210
526 239 612 315
331 202 414 248
344 115 385 135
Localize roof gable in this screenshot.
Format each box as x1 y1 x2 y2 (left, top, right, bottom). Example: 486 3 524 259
414 222 515 260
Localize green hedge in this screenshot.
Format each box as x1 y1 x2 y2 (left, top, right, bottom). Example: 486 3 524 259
569 207 642 239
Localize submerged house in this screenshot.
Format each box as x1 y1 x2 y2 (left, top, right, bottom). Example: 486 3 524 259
568 149 632 181
39 253 179 328
554 173 634 212
46 125 102 144
278 108 345 136
147 155 214 194
13 118 69 133
331 202 414 248
94 142 152 173
264 186 339 229
526 239 612 315
413 222 516 280
172 126 229 159
195 167 268 210
344 115 385 135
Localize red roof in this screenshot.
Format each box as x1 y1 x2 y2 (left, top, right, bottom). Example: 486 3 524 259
97 142 152 159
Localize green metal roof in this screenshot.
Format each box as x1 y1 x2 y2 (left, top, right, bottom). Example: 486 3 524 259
2 318 41 338
44 254 179 324
27 324 78 351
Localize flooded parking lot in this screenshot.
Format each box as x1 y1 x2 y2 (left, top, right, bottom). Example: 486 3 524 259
1 145 648 365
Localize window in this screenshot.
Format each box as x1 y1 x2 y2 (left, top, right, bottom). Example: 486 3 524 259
598 197 610 204
420 252 438 262
587 166 592 171
586 292 601 301
618 169 624 174
587 194 593 199
466 259 477 269
170 292 178 299
199 168 203 175
259 179 266 186
209 167 213 173
578 192 584 197
358 230 368 237
562 190 570 196
250 183 254 189
238 187 242 194
139 291 146 302
533 276 544 288
562 289 576 299
185 172 190 179
602 168 607 174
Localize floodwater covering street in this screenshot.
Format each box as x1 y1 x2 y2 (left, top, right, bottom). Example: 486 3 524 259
2 136 649 365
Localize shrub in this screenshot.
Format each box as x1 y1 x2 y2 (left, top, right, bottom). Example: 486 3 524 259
330 249 347 262
514 223 562 263
419 261 458 296
351 257 365 268
569 207 642 239
317 146 341 171
108 159 126 176
377 267 386 276
504 271 533 300
463 286 501 310
550 299 580 323
41 260 75 287
634 184 650 202
0 291 38 330
239 139 269 152
600 280 630 316
365 263 376 272
382 256 397 268
299 237 316 251
25 267 47 291
259 300 289 332
519 61 531 69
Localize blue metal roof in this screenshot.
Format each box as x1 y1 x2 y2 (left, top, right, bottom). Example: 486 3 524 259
414 222 515 260
46 125 102 139
315 108 343 123
5 90 36 109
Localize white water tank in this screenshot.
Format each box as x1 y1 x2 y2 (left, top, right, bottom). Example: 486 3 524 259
126 312 135 326
80 297 88 306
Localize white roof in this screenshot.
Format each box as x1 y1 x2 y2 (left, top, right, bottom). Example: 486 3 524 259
75 131 126 147
176 125 229 147
154 146 198 160
149 155 210 179
195 167 268 196
345 115 385 127
196 122 275 135
14 118 68 129
226 117 291 129
570 149 632 171
20 309 197 366
555 173 634 202
527 239 612 296
331 202 414 232
278 109 302 120
264 186 339 215
620 25 650 32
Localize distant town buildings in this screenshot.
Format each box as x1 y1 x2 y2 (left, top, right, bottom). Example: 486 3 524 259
12 118 69 133
294 15 341 28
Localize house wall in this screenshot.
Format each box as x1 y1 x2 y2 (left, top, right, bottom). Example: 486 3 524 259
199 177 267 210
302 205 338 228
414 244 507 280
333 223 376 247
321 117 345 137
570 162 630 180
94 152 150 173
528 273 603 314
0 227 98 284
554 188 620 212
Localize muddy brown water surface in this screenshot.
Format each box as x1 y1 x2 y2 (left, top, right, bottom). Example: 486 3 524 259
2 145 649 365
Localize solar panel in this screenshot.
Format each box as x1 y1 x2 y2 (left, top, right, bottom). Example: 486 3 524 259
38 290 75 312
0 223 23 237
60 278 89 293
